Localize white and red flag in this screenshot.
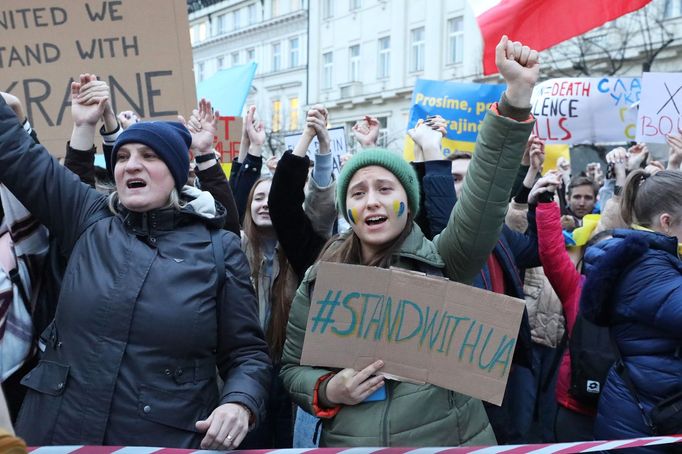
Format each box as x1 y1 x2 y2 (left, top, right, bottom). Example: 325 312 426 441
471 0 652 75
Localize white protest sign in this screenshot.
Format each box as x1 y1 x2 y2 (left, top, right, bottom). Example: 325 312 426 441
636 72 682 143
284 126 347 176
530 77 640 144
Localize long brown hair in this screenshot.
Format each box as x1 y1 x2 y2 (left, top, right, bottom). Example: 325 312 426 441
318 212 415 268
620 169 682 227
243 177 295 361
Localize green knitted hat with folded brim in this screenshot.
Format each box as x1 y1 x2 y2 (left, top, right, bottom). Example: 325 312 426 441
336 148 420 223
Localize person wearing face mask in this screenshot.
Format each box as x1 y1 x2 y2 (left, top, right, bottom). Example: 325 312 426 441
0 94 271 450
280 36 540 447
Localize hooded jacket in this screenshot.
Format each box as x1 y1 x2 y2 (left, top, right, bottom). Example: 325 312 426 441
280 107 534 447
0 98 271 449
580 228 682 441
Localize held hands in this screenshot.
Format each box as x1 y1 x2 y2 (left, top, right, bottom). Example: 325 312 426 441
326 360 385 406
305 105 330 153
195 402 251 450
528 170 561 205
118 110 139 129
181 98 218 155
626 142 649 171
495 35 540 108
71 73 110 127
352 115 380 148
407 115 447 159
606 147 628 179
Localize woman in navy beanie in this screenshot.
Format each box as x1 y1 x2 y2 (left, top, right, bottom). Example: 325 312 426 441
0 100 271 449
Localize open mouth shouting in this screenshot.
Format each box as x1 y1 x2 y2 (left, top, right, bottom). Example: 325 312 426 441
126 178 147 189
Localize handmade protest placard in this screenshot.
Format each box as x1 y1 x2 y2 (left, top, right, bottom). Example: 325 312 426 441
404 79 505 160
300 262 525 406
210 115 243 177
530 77 640 144
0 0 196 156
636 72 682 143
284 126 347 177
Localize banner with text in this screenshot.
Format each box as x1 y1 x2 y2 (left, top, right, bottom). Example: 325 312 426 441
405 79 506 159
530 77 640 144
300 262 525 406
211 115 243 177
284 126 347 177
636 72 682 143
0 0 197 156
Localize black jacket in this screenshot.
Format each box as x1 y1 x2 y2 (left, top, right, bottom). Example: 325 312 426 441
268 152 327 282
0 98 271 448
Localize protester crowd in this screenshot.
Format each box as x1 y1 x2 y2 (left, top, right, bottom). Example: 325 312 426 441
0 36 679 453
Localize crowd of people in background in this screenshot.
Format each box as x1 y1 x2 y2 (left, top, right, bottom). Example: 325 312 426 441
0 35 679 453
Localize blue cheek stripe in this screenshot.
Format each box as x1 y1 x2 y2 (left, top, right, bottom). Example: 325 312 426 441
398 201 405 217
348 209 356 224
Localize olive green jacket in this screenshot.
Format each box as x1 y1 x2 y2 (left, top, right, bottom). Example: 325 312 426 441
280 109 534 447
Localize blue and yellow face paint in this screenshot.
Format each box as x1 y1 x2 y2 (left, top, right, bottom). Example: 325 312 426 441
393 200 405 218
348 208 359 224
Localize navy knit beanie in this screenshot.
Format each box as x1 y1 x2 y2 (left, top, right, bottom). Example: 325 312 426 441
110 121 191 191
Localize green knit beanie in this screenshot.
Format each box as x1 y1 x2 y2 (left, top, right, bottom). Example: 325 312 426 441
336 148 420 222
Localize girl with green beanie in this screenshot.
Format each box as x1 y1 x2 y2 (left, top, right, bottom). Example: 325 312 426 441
281 36 540 447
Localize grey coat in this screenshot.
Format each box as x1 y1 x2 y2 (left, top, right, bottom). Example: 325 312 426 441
0 98 271 448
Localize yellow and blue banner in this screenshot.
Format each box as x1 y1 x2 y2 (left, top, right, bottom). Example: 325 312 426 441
405 79 505 160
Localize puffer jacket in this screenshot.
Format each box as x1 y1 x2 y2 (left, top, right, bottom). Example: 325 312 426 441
535 202 591 416
280 107 534 446
0 98 271 448
581 229 682 444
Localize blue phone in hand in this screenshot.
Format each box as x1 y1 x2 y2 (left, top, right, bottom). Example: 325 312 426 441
364 385 387 402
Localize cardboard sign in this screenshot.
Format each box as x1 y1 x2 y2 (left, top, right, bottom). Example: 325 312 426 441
530 77 640 144
404 79 506 159
300 262 525 406
0 0 197 156
284 126 347 177
636 72 682 143
212 116 243 164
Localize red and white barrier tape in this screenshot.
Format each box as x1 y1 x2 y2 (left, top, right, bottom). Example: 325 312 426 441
26 435 682 454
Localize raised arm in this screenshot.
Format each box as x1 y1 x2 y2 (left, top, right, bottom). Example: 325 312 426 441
234 106 265 222
434 36 538 283
0 96 105 254
269 106 330 281
182 98 240 235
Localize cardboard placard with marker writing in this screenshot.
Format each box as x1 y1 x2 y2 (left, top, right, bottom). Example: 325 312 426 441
0 0 196 156
300 262 525 406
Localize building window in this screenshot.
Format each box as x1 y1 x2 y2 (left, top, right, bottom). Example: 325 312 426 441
322 0 333 19
410 27 425 72
447 17 464 64
665 0 682 17
289 37 300 67
322 52 333 89
190 25 198 45
378 36 390 79
291 0 302 11
247 48 255 61
349 45 360 81
248 3 257 24
289 97 299 130
272 99 282 132
215 14 227 35
217 56 224 70
197 62 205 82
271 0 279 17
231 51 240 66
272 43 281 71
233 9 241 30
196 22 208 42
349 0 362 11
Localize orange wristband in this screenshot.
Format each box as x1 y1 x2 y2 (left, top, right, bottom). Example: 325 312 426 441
312 372 342 419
